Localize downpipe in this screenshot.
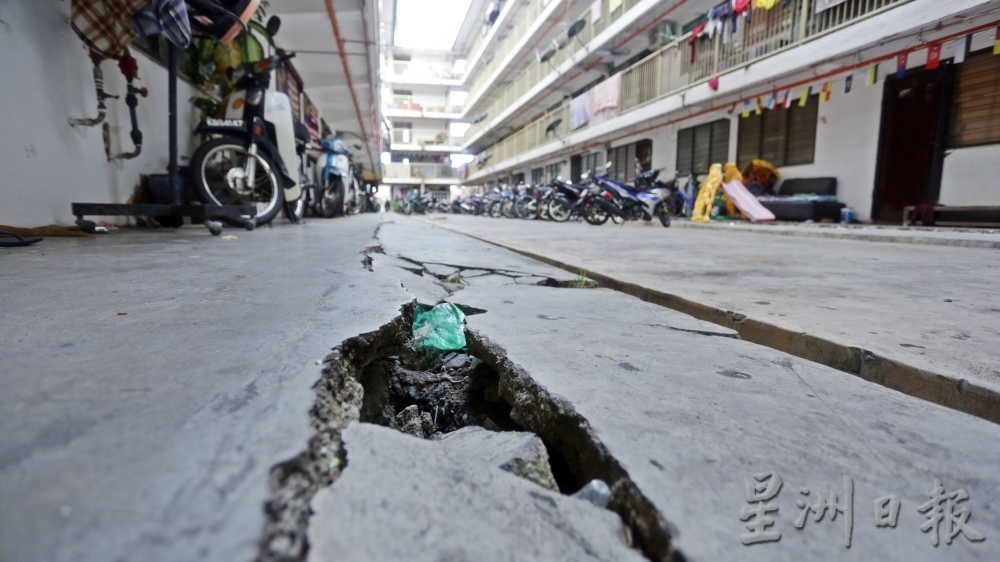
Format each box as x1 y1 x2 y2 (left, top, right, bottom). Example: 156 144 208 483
69 50 116 128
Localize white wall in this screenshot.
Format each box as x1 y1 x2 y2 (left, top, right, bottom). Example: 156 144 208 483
0 1 200 227
773 70 885 221
939 145 1000 205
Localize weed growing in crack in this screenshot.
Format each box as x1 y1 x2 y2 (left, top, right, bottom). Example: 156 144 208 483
575 268 595 289
444 273 465 284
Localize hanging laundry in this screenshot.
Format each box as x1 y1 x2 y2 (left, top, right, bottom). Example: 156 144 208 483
130 0 191 48
590 74 621 126
799 86 811 107
734 0 753 14
689 21 708 64
570 90 592 131
756 0 781 9
72 0 151 59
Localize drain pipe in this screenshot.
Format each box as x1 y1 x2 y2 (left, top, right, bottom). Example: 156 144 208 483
324 0 375 170
69 50 116 127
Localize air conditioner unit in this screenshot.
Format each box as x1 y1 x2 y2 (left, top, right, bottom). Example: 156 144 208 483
648 20 675 51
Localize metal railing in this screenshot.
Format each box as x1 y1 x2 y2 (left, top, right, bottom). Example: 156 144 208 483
469 103 570 175
622 0 904 111
471 0 908 178
463 0 643 143
391 129 461 147
384 163 457 179
389 60 461 82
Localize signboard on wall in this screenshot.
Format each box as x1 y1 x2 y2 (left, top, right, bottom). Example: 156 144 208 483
302 92 321 143
815 0 850 13
276 67 302 121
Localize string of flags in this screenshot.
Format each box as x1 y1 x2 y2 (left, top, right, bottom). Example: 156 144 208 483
728 26 1000 119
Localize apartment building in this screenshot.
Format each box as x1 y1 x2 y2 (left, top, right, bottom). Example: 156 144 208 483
378 0 490 199
445 0 1000 222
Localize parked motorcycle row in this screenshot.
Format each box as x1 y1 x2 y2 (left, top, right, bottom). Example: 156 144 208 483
187 23 375 227
406 161 700 227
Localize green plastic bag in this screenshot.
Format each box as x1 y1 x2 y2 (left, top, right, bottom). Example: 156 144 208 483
412 303 466 351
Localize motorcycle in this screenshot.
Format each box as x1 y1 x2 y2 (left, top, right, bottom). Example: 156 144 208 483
589 161 672 227
188 16 301 226
316 137 363 217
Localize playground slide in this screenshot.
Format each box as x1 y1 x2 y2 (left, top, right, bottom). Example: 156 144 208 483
721 180 776 222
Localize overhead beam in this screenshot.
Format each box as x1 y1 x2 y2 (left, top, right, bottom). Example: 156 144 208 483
324 0 375 168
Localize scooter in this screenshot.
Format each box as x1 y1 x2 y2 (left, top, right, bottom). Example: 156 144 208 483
590 161 672 227
188 16 302 226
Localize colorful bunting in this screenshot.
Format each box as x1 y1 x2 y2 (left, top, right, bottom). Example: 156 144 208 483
782 89 792 109
926 42 941 70
867 63 879 86
954 34 970 63
994 25 1000 55
742 99 751 118
755 96 763 115
799 86 811 107
765 92 777 110
895 53 907 78
727 103 736 115
820 81 832 102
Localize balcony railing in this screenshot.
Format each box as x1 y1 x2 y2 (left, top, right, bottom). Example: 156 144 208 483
469 103 569 175
463 0 643 143
384 163 457 179
621 0 905 112
390 60 461 82
470 0 908 178
392 129 462 148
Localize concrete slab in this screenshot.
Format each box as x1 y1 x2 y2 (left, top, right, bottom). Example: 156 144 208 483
373 261 449 305
422 215 1000 423
378 218 576 282
436 426 558 491
422 262 460 278
456 284 1000 561
464 274 516 287
307 423 644 562
0 216 413 562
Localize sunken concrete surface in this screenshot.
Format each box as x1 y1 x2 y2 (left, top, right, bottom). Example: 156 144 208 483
0 216 412 562
308 423 644 562
415 215 1000 421
436 425 559 491
455 283 1000 561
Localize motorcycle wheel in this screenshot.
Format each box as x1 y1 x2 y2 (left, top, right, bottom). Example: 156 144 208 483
190 137 283 225
583 204 609 225
319 176 344 218
654 201 672 227
664 193 684 217
501 198 517 218
548 198 572 222
514 195 535 219
489 201 503 218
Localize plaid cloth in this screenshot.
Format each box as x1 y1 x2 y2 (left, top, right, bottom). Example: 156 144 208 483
72 0 151 59
130 0 191 48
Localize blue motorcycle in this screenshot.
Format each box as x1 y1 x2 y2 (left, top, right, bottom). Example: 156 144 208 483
316 137 362 217
589 163 672 227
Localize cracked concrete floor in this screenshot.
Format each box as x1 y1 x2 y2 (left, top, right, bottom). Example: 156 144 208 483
2 214 998 562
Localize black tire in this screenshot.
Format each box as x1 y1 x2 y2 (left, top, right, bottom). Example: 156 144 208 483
654 201 672 227
319 176 344 218
189 137 283 226
583 203 609 225
489 200 503 218
548 197 572 222
514 195 536 219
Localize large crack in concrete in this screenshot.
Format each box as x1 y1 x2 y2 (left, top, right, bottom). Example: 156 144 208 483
256 223 680 561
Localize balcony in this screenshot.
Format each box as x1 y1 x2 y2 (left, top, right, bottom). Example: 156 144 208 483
461 0 647 145
383 163 459 185
467 0 911 180
391 128 464 153
384 95 462 119
386 60 462 86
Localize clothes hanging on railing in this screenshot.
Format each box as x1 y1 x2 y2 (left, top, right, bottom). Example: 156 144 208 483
590 74 621 127
71 0 151 59
570 91 592 131
688 21 708 63
130 0 191 48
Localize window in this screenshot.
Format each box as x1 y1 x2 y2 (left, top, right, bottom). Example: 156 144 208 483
949 51 1000 148
580 152 604 178
676 119 729 176
545 163 562 182
737 96 819 167
606 140 652 183
531 167 544 184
